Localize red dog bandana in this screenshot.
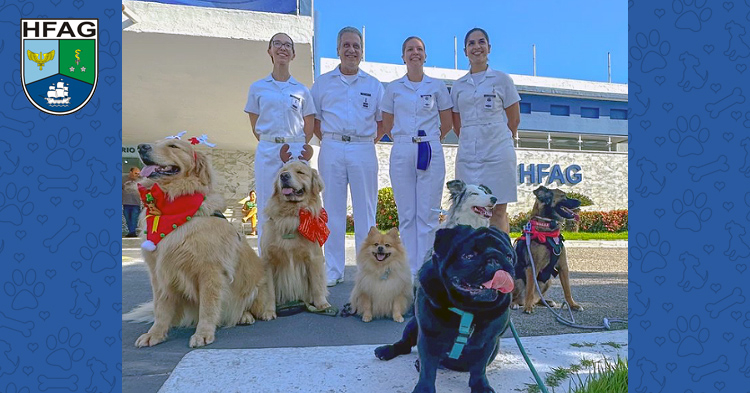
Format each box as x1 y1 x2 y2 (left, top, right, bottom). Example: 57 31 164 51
138 183 205 250
298 208 330 246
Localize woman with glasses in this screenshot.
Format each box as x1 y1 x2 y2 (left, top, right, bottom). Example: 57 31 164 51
381 36 452 277
244 32 316 252
450 27 521 233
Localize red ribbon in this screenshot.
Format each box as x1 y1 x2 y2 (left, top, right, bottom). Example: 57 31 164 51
298 208 330 246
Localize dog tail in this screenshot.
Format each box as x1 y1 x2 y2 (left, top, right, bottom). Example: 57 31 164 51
122 302 154 323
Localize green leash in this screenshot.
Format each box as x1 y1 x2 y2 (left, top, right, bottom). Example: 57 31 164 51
509 318 549 393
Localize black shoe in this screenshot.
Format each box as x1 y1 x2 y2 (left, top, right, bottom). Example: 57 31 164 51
126 233 137 238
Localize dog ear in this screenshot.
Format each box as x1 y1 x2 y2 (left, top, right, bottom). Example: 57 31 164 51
311 168 324 195
368 226 380 237
478 184 493 195
433 225 473 258
533 186 552 205
387 227 399 238
193 150 212 187
446 180 466 200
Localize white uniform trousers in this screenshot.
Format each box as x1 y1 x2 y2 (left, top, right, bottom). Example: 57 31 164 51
389 140 445 275
318 140 378 281
254 140 305 256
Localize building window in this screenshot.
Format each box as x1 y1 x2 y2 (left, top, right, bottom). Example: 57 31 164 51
520 102 531 114
610 109 628 119
581 107 599 119
550 105 570 116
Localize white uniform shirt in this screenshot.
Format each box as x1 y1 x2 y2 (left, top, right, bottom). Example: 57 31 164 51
450 67 521 127
244 74 316 137
311 67 384 137
382 75 452 138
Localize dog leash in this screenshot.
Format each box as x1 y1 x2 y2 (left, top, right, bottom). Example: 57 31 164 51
509 318 550 393
524 230 627 329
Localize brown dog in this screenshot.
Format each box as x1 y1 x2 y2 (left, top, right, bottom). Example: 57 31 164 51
261 160 330 310
123 137 276 348
349 227 412 322
511 186 583 314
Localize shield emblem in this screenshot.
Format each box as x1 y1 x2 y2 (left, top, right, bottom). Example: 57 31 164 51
21 19 98 116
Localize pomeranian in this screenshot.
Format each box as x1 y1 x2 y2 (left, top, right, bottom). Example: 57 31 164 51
349 227 413 322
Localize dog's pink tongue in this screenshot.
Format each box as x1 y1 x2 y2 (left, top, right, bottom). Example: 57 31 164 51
482 270 514 293
282 188 294 195
140 165 157 178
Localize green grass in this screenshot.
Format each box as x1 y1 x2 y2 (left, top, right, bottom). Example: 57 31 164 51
523 357 628 393
347 231 628 240
510 231 628 241
570 357 628 393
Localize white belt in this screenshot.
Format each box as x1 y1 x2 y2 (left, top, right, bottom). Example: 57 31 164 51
460 120 505 128
392 135 440 143
259 135 306 143
323 132 373 143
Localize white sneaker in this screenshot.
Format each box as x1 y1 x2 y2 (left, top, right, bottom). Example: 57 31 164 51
327 277 343 287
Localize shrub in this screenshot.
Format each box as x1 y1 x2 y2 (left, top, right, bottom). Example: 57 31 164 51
376 187 399 230
346 214 355 232
565 191 594 207
511 210 628 233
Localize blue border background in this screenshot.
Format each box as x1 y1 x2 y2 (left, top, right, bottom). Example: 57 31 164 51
0 2 121 392
629 0 750 390
1 0 749 391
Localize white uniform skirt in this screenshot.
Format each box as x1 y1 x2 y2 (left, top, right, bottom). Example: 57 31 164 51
455 122 517 204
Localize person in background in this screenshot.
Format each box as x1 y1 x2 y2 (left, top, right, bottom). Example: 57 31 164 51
239 190 258 235
381 36 452 277
245 32 316 253
311 26 385 287
450 27 521 233
122 167 141 238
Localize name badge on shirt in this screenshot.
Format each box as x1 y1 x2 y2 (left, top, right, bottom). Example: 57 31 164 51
290 95 301 111
484 94 495 109
420 94 433 109
360 92 371 109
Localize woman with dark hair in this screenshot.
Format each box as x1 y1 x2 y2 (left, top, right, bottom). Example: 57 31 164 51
244 32 316 251
382 36 452 276
450 28 521 233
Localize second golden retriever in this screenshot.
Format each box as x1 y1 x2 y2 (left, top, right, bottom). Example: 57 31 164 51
261 160 331 310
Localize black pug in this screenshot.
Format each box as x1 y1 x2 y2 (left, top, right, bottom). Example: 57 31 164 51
375 225 516 393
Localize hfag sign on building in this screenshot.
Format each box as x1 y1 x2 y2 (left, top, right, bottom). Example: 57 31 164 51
21 19 98 116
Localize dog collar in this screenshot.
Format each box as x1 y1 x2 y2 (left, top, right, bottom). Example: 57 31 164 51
380 267 391 281
447 307 474 359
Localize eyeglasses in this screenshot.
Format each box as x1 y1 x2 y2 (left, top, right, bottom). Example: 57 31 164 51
272 41 293 49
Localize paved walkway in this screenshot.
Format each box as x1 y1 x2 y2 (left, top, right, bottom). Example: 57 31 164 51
158 331 627 393
122 236 628 393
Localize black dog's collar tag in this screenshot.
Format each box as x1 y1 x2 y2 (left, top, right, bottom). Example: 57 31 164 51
447 307 474 359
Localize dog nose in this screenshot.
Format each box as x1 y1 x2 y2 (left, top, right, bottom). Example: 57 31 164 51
280 172 291 181
490 196 497 205
377 246 384 253
137 144 151 154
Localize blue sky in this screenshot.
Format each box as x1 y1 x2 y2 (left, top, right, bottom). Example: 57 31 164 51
314 0 627 83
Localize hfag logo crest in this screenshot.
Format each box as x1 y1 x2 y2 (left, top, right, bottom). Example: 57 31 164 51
21 19 98 116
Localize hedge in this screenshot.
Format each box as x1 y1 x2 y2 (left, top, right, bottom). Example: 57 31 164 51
510 209 628 233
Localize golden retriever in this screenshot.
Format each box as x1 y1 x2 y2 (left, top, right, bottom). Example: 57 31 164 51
261 160 330 310
350 227 412 322
122 138 276 348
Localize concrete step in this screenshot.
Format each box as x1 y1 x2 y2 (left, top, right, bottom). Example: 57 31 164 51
157 330 627 393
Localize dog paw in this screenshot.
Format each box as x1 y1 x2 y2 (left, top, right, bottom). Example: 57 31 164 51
569 302 584 311
537 298 557 307
239 312 256 325
362 314 373 322
393 314 405 323
189 332 215 348
509 304 520 310
523 306 535 314
374 345 394 360
135 332 166 347
259 310 276 321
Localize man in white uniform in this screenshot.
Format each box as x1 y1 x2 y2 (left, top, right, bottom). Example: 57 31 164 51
311 26 385 286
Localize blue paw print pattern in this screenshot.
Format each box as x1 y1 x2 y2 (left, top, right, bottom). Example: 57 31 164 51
0 0 121 390
632 0 750 390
